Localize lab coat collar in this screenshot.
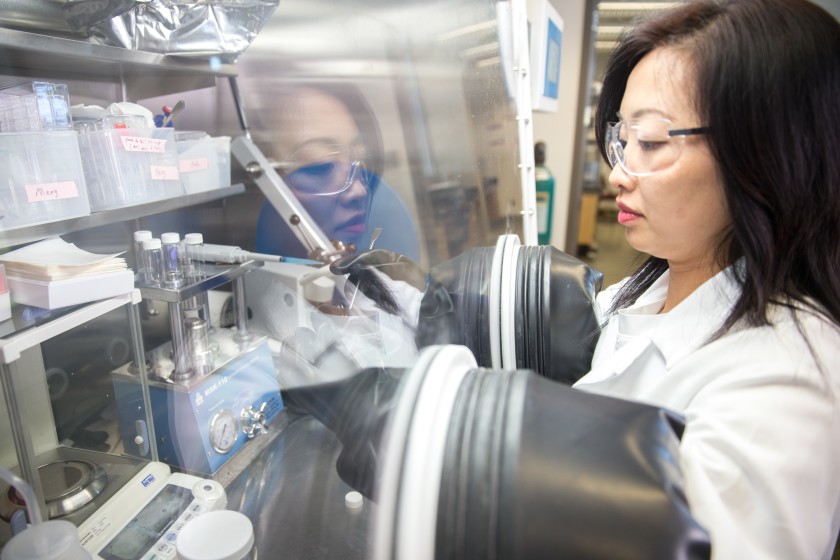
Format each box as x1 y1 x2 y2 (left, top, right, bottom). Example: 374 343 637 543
579 263 744 387
649 264 742 368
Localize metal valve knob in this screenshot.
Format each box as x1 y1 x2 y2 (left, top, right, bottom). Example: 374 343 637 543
240 402 269 439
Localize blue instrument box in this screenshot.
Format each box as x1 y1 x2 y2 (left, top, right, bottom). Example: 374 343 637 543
113 335 282 475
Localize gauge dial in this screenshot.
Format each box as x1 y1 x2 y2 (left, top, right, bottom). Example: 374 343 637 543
209 409 239 454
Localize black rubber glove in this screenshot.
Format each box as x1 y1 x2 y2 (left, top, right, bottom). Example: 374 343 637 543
415 245 603 384
281 366 404 500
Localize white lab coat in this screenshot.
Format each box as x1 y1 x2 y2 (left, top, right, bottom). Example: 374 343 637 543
574 266 840 560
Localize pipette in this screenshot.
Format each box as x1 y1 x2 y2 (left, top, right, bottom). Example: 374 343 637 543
195 243 320 265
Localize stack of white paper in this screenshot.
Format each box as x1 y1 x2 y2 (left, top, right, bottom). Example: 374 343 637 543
0 237 133 309
0 237 127 280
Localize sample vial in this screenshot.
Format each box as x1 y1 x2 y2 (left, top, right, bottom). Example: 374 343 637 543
160 232 183 289
184 233 205 281
183 233 213 328
133 230 152 278
141 238 163 286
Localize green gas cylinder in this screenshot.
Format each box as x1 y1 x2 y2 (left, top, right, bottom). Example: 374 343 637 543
534 142 555 246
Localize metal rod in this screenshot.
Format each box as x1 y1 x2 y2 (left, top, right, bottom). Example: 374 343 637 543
127 302 159 462
168 301 193 381
232 277 252 343
228 76 251 140
1 362 47 522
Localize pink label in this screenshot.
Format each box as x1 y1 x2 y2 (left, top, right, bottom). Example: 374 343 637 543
120 136 167 153
24 181 80 202
179 158 209 173
150 165 180 181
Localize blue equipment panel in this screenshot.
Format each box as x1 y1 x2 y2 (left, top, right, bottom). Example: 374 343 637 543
113 337 282 475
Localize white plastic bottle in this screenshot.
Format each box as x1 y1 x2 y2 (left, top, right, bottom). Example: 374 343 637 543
0 520 92 560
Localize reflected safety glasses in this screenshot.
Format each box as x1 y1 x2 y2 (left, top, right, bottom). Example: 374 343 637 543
272 141 374 196
605 117 709 177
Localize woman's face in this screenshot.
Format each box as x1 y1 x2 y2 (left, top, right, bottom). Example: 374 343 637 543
609 47 731 273
281 88 372 244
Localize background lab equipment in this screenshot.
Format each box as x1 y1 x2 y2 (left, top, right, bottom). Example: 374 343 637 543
0 0 717 558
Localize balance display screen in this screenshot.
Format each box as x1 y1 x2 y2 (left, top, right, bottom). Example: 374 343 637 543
99 484 192 560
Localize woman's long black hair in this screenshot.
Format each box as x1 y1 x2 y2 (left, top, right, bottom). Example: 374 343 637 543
594 0 840 333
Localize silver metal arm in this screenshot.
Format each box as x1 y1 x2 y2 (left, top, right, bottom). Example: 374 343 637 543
230 136 338 260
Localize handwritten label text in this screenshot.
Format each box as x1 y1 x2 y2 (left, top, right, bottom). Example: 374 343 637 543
25 181 80 202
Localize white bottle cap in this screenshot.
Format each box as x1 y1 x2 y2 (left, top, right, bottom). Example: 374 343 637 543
133 230 152 242
176 511 254 560
0 520 93 560
303 276 335 304
142 238 162 250
160 232 181 244
185 233 204 245
191 479 227 507
345 490 363 509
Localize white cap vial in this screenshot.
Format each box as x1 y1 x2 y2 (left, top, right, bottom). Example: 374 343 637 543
184 233 204 245
133 230 153 273
142 238 162 251
183 233 205 280
141 238 163 286
161 232 181 244
160 233 183 288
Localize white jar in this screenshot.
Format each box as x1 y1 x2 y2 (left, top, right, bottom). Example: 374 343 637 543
176 510 256 560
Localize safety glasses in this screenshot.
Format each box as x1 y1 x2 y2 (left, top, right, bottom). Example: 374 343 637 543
605 117 708 177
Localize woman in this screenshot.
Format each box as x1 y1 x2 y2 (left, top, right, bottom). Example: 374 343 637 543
573 0 840 558
253 83 420 261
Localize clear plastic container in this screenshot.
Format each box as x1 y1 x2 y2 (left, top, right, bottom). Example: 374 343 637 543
0 130 91 231
0 520 92 560
0 81 72 133
176 132 231 194
75 125 183 211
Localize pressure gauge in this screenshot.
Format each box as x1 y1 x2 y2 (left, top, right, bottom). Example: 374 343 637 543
208 409 239 454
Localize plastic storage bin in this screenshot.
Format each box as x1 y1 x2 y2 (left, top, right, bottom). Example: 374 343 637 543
76 126 184 211
176 133 231 194
0 81 72 133
0 131 91 231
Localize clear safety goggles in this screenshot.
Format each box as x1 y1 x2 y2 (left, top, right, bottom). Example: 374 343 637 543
605 117 708 177
272 140 374 196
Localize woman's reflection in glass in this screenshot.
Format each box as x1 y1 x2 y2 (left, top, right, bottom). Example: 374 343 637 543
254 84 418 261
